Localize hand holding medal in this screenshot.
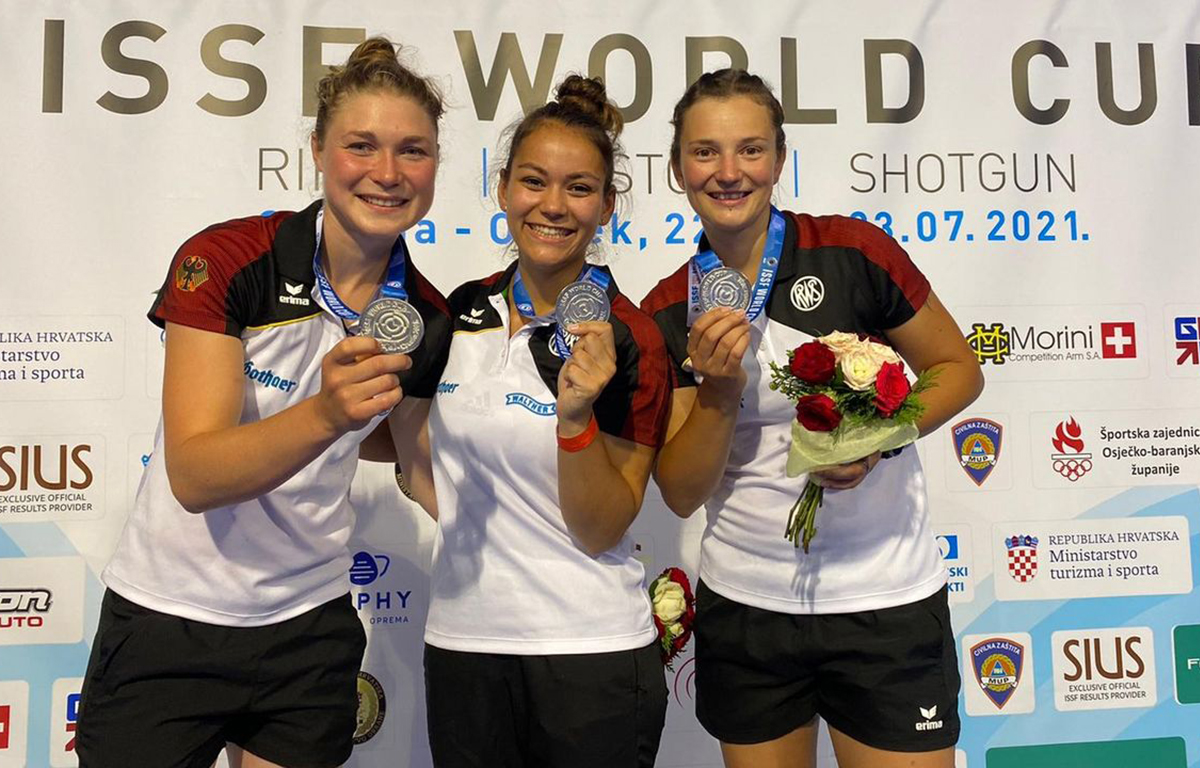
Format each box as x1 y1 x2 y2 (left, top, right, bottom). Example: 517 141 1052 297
553 275 615 432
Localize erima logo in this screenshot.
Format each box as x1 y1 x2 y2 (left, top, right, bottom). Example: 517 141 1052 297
279 281 311 306
459 306 486 325
915 705 943 731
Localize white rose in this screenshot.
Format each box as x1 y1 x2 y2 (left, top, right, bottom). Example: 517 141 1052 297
818 331 864 359
840 347 884 391
864 340 901 367
652 580 687 624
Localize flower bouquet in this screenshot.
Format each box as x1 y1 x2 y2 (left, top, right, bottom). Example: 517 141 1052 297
649 567 695 669
769 331 934 552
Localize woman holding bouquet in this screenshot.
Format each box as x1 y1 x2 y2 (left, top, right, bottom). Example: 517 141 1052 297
641 69 983 768
419 75 670 767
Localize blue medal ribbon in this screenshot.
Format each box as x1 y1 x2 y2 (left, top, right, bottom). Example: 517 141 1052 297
311 206 410 326
687 206 786 325
511 264 611 357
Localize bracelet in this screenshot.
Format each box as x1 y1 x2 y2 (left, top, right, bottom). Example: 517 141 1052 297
557 414 599 453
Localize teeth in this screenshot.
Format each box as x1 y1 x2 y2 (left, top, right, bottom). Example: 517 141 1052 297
361 195 402 208
529 223 572 238
711 192 748 200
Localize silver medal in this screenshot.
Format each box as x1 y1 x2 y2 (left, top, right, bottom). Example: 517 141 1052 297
555 281 611 326
699 267 752 312
358 297 424 354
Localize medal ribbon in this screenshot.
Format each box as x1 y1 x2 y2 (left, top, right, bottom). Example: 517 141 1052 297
511 264 611 357
687 206 786 325
311 206 410 325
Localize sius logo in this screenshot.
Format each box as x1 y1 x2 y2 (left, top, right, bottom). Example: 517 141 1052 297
278 281 311 306
436 381 460 395
0 445 93 492
505 393 556 416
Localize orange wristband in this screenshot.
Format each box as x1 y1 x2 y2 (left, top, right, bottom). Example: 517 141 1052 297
557 414 599 453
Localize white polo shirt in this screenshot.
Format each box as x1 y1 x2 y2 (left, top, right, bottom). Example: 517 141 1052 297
425 263 670 655
104 201 451 626
641 212 947 615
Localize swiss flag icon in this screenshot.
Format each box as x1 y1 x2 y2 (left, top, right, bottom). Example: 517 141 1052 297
1100 322 1137 359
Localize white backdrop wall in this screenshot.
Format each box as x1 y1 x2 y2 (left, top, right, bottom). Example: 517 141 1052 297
2 2 1199 767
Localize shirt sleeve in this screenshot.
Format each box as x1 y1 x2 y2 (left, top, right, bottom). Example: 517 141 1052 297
148 220 267 337
596 301 671 448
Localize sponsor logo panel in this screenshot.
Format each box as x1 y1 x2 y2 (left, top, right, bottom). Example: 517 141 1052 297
933 525 974 603
961 305 1147 382
1051 627 1156 710
985 737 1187 768
0 557 86 645
0 680 30 766
1030 410 1200 488
349 550 415 628
353 671 386 745
962 632 1035 716
0 436 105 522
948 417 1008 490
0 316 126 401
1165 305 1199 378
49 678 82 768
1173 623 1200 704
992 517 1191 602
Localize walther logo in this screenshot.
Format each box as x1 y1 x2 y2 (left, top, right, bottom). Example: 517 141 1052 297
0 445 93 491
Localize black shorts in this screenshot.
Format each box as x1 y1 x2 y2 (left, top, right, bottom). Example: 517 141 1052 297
693 582 961 752
76 589 367 768
424 642 667 768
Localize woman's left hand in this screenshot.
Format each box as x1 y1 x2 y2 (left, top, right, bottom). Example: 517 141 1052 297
556 321 617 432
809 451 882 490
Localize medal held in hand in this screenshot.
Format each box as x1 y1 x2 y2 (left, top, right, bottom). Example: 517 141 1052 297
358 297 425 355
555 280 611 325
699 267 752 313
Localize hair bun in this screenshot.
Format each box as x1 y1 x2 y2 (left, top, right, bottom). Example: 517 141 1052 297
555 74 624 137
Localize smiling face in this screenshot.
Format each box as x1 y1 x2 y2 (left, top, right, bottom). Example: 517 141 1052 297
499 121 615 275
672 94 785 243
311 89 438 255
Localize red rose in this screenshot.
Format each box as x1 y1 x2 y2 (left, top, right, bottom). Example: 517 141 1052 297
795 394 842 432
874 361 911 417
789 341 837 384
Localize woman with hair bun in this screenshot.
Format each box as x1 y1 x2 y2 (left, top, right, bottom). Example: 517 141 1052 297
418 74 670 767
76 37 451 768
642 69 982 768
